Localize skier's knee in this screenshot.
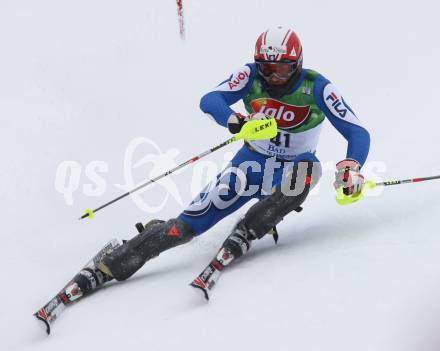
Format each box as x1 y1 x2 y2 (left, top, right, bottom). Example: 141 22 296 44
277 160 322 196
277 160 322 208
243 161 321 238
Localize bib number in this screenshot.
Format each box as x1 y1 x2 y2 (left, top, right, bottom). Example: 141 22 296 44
270 131 291 148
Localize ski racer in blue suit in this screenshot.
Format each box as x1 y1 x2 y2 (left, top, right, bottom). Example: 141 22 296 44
97 26 370 294
34 27 372 331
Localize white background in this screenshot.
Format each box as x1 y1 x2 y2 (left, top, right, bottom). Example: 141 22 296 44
1 1 440 350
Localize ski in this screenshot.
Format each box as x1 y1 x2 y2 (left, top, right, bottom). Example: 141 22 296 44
34 239 122 335
190 225 279 300
190 246 234 300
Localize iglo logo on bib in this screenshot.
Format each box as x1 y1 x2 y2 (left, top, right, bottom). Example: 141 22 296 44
250 98 311 129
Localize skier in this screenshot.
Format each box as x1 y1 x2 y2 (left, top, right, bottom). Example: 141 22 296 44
35 26 370 331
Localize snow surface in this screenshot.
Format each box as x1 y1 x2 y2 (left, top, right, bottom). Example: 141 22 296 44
1 1 440 350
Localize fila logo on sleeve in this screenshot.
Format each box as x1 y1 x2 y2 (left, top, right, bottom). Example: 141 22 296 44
325 91 347 118
323 83 362 127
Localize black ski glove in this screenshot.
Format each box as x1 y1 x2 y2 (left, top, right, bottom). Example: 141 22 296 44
227 112 267 134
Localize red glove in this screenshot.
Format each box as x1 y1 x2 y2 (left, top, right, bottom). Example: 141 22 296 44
227 112 267 134
334 159 365 195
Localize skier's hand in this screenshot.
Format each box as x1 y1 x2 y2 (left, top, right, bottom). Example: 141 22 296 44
334 159 364 196
227 112 267 134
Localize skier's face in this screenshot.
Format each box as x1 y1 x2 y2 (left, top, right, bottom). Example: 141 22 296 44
257 61 296 86
266 73 289 86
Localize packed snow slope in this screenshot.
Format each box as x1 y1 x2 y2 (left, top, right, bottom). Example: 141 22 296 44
1 1 440 350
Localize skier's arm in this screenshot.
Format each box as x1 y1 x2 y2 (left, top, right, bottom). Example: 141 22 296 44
200 64 256 128
314 75 370 167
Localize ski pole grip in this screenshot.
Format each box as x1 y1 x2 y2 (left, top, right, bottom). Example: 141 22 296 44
235 118 278 141
336 180 377 205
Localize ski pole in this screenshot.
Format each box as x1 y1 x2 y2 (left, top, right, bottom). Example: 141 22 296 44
79 118 278 220
336 174 440 205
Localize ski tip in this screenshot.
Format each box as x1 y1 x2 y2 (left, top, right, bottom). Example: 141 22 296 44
34 311 51 335
189 282 210 301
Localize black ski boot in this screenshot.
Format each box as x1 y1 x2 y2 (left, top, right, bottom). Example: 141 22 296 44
68 267 113 298
98 218 195 281
71 220 169 296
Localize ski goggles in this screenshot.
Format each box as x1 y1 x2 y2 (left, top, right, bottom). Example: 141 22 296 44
256 61 298 80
